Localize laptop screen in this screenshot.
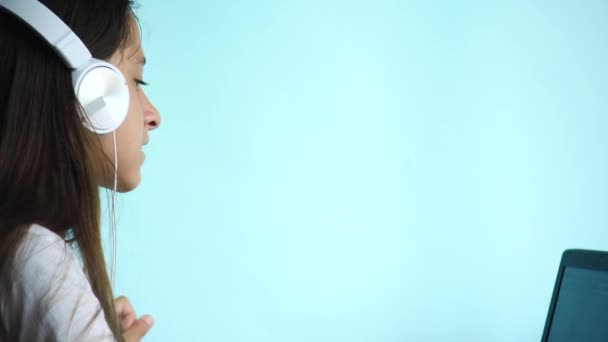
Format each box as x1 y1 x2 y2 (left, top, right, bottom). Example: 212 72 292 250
547 267 608 341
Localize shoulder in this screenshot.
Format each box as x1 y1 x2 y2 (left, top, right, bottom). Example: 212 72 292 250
14 224 81 287
0 224 115 341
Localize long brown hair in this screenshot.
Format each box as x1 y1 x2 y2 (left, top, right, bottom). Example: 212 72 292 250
0 1 138 340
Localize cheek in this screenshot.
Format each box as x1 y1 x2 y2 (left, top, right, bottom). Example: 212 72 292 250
119 90 144 136
115 90 145 163
126 86 140 117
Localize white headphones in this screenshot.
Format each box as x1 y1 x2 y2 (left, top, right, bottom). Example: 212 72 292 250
0 0 129 134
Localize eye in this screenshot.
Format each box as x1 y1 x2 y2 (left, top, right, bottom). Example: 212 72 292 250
135 79 148 87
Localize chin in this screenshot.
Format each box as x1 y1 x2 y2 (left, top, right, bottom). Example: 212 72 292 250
99 172 141 193
117 174 142 193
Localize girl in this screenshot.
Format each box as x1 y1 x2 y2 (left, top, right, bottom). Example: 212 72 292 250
0 0 161 340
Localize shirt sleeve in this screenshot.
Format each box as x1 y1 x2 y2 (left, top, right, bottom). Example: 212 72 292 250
1 225 116 341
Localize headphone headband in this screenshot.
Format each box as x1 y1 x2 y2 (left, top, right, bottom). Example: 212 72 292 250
0 0 130 134
0 0 92 69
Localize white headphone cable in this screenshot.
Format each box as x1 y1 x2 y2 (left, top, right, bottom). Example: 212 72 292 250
110 130 118 288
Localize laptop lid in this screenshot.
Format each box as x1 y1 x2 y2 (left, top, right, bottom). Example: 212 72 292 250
542 249 608 342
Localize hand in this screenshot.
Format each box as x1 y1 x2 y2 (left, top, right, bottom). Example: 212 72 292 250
114 296 154 342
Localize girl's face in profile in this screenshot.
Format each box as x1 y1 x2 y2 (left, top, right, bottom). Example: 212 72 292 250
100 16 161 192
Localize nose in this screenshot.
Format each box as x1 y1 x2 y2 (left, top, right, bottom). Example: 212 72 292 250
142 91 161 131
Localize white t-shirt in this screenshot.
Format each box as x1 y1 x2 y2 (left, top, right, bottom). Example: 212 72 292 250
0 224 116 341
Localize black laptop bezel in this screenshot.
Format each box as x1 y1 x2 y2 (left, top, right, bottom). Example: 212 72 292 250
541 249 608 342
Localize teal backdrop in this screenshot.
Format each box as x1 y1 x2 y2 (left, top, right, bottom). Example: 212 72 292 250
100 1 608 341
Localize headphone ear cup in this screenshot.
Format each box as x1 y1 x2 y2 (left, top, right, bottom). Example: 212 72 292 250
73 58 130 134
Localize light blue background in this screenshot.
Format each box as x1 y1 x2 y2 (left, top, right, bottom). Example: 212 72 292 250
101 1 608 341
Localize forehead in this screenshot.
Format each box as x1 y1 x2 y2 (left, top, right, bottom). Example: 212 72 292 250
107 14 145 67
126 16 144 59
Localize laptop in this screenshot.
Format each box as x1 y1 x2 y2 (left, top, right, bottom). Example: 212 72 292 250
542 249 608 341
